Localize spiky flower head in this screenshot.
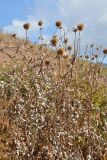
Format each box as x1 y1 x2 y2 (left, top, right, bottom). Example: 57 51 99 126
23 23 30 30
94 54 98 58
77 23 84 31
85 55 89 59
64 38 68 44
90 44 94 48
103 49 107 54
80 55 83 58
67 46 72 51
57 48 65 56
50 36 59 46
55 21 62 28
91 57 95 60
96 47 99 51
73 27 78 32
38 20 43 26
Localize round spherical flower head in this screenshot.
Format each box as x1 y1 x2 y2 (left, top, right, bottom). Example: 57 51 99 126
50 37 58 46
80 55 83 58
23 23 30 30
38 20 43 26
85 55 89 59
103 49 107 54
77 23 84 31
67 46 72 51
55 21 62 28
73 27 78 32
64 38 68 44
91 57 95 60
57 48 65 56
94 54 98 58
45 60 50 65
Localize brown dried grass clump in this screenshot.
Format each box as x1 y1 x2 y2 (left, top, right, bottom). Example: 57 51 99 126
55 21 62 28
23 23 30 30
103 49 107 54
57 48 65 56
77 23 84 31
38 20 43 27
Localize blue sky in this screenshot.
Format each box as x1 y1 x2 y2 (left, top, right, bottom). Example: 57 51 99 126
0 0 107 63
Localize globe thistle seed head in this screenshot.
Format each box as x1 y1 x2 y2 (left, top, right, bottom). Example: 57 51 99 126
96 47 99 51
67 46 72 51
85 55 89 59
64 38 68 44
23 23 30 30
12 34 16 38
80 55 83 58
90 44 94 48
91 57 95 60
103 49 107 55
57 48 65 56
38 20 43 26
73 27 78 32
94 54 98 58
50 37 58 46
55 21 62 28
45 60 50 66
77 23 84 31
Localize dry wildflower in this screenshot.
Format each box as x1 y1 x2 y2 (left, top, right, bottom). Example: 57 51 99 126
85 55 89 59
55 21 62 28
45 60 50 65
94 54 98 58
63 54 68 59
73 27 78 32
77 23 84 31
67 46 72 51
11 34 16 38
91 57 95 60
103 49 107 54
64 38 68 44
23 23 30 30
80 55 83 58
38 20 43 27
90 44 94 48
96 47 99 51
57 48 65 56
50 37 58 46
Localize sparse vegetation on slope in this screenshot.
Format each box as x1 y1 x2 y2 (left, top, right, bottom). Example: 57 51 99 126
0 21 107 160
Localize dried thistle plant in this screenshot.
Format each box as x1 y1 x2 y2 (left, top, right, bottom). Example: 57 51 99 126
23 23 30 43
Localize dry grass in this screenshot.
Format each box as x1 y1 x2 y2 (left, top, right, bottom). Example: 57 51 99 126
0 22 107 160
